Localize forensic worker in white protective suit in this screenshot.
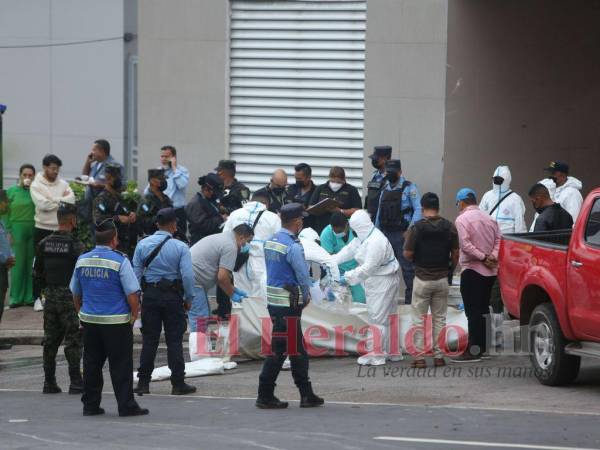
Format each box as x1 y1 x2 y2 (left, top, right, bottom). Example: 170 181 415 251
332 210 401 366
479 166 527 234
223 191 281 299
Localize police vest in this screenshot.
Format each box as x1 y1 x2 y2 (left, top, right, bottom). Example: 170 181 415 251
413 218 452 269
366 173 385 217
40 233 80 286
264 230 304 307
75 247 130 324
379 181 413 232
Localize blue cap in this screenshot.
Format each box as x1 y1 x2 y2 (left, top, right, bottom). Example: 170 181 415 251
156 207 177 225
280 203 308 222
455 188 477 204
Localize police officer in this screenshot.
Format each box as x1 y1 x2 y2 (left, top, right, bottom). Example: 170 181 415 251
215 160 251 215
365 145 392 221
375 159 421 304
137 169 172 237
185 173 226 245
34 203 84 394
70 219 148 417
256 203 324 409
133 208 196 396
93 163 137 257
287 163 317 229
254 169 292 214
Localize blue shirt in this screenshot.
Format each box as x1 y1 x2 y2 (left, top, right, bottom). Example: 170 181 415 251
371 169 386 183
145 165 189 208
281 228 312 300
375 176 422 228
69 246 140 296
132 230 195 302
319 225 359 274
0 222 13 264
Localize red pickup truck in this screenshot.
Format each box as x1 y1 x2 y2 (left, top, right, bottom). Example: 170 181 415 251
498 188 600 386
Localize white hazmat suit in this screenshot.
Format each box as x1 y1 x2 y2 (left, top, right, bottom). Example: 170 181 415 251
223 201 281 299
480 166 527 234
529 177 582 230
298 228 341 284
332 210 400 366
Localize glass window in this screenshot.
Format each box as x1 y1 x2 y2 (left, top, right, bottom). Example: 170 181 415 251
584 198 600 246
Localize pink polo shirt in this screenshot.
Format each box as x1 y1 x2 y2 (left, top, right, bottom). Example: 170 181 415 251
455 205 501 277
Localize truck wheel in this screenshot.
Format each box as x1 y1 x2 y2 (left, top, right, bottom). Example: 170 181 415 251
529 303 580 386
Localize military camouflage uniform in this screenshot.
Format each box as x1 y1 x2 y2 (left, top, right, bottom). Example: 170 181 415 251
220 179 251 214
93 189 137 257
137 191 173 237
34 231 84 387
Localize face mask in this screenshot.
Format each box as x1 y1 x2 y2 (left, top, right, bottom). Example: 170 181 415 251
329 181 343 192
241 243 251 253
22 178 32 187
159 179 168 191
295 180 305 190
493 176 504 186
272 186 285 196
111 178 123 190
371 159 380 170
386 173 399 184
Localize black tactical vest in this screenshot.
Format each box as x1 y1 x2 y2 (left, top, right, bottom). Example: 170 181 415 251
378 181 413 232
366 180 384 217
40 233 80 286
413 218 453 268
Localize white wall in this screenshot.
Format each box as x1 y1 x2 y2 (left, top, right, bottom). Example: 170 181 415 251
0 0 124 185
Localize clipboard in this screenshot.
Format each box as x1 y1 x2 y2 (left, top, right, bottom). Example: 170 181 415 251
306 198 343 216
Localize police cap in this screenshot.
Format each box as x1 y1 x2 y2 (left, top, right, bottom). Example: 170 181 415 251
215 159 237 174
280 203 308 222
95 217 117 233
544 161 569 174
385 159 402 171
198 173 224 189
156 207 177 226
104 163 121 177
148 168 165 181
368 145 392 160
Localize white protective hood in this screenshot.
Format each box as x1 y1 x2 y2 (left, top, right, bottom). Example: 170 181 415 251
492 165 512 194
349 209 375 242
480 166 527 234
299 228 340 282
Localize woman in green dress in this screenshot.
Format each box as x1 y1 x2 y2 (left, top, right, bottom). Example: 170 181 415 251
6 164 36 307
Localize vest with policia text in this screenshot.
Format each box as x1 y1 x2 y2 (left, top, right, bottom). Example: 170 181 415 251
75 247 130 324
379 180 413 232
413 218 452 269
264 230 304 307
38 232 83 286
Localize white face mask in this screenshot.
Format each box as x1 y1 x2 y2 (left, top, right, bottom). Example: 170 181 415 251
329 181 343 192
22 178 32 187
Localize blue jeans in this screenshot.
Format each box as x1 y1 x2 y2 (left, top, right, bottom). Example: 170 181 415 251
188 286 210 333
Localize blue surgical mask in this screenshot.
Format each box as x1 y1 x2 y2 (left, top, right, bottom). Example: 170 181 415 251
241 243 251 253
334 231 346 238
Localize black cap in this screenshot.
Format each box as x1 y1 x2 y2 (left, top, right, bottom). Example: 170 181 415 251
215 159 237 174
198 173 224 189
368 145 392 160
148 168 165 181
156 207 177 225
104 163 121 177
280 203 308 222
385 159 401 171
544 161 569 174
95 218 117 233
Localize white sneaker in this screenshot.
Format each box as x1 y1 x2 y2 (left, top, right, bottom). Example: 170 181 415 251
357 353 387 366
387 354 405 362
282 357 291 371
33 298 44 312
370 356 387 366
357 355 372 366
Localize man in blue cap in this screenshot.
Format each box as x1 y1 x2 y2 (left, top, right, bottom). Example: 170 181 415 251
375 159 421 304
454 188 501 363
132 207 196 396
365 145 392 220
70 218 148 417
257 203 324 409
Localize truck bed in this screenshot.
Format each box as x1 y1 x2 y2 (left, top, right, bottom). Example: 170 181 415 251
502 229 572 249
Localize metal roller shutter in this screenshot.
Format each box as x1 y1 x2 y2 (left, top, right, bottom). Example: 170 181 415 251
229 0 366 193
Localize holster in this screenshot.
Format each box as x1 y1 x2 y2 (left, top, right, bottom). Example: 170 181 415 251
283 284 301 310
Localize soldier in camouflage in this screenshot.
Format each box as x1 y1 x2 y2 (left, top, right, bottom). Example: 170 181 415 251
137 169 172 237
215 160 251 215
34 203 85 394
93 163 137 257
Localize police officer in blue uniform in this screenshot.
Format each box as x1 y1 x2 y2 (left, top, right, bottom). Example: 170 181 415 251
256 203 324 409
132 208 196 396
375 159 421 304
70 219 148 417
365 145 392 220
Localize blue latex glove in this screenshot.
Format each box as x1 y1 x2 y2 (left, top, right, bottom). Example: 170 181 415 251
327 290 336 302
233 287 248 298
231 291 246 303
339 275 347 286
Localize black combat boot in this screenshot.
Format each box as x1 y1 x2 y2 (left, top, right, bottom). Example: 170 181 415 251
255 385 288 409
68 367 83 394
299 383 324 408
134 379 150 395
43 366 62 394
171 382 197 396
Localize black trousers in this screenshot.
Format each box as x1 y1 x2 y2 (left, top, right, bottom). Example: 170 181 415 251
215 272 233 320
33 227 53 299
81 322 138 413
460 269 496 356
137 290 187 386
174 207 187 237
258 305 310 397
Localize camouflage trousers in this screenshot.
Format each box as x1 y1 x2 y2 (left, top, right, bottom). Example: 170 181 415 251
42 286 82 375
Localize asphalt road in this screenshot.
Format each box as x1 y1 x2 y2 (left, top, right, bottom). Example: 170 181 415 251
1 345 600 449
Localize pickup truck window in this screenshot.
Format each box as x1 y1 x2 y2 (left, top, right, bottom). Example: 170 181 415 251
584 198 600 246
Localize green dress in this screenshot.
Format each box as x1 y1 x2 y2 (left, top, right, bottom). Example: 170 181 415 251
6 184 35 306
